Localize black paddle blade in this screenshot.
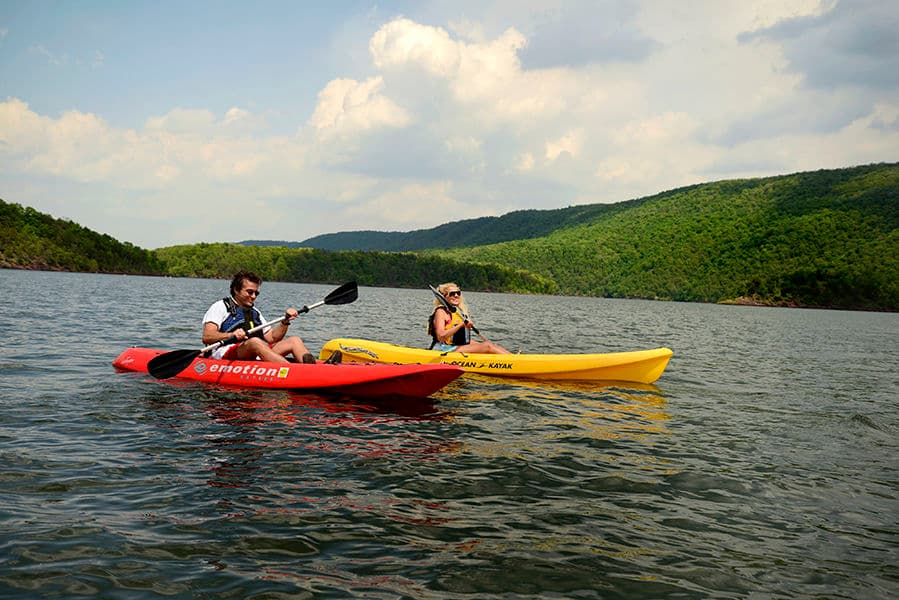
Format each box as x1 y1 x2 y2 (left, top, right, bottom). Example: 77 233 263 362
325 281 358 305
147 349 202 379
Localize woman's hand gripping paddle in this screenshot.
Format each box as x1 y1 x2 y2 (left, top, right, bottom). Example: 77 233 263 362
147 281 358 379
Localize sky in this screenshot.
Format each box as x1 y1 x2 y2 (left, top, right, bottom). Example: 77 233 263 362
1 0 897 249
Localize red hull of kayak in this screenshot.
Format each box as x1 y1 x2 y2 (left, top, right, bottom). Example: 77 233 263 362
112 347 463 399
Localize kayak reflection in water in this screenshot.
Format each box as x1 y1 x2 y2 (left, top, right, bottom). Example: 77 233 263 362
202 270 316 363
428 282 510 354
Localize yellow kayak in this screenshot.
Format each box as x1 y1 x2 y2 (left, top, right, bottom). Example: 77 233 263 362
320 338 674 384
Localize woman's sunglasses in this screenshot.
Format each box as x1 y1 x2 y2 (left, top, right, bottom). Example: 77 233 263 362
446 290 461 297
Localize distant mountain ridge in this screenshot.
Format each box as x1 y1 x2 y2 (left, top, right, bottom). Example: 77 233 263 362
239 202 634 251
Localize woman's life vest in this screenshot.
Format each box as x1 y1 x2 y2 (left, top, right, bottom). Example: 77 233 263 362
219 297 263 337
428 307 470 349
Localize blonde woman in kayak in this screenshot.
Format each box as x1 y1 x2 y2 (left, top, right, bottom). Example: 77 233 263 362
428 283 510 354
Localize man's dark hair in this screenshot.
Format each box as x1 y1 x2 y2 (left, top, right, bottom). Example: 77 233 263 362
230 270 262 296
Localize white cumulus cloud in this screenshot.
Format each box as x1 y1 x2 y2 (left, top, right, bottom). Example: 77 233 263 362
308 76 411 140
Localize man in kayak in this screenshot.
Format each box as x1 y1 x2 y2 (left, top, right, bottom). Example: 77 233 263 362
202 270 316 363
429 282 510 354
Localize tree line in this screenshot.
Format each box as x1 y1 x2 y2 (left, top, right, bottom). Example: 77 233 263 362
154 243 556 293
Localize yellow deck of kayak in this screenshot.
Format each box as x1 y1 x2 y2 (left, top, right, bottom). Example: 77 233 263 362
320 338 673 384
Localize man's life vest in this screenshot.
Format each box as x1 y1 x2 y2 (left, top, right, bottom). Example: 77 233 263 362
428 306 470 349
219 297 263 337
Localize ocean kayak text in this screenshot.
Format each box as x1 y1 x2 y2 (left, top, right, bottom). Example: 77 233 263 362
446 361 513 370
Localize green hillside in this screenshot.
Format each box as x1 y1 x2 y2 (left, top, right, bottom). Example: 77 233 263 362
0 200 163 274
295 203 627 251
437 163 899 309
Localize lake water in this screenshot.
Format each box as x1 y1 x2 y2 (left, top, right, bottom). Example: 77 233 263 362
1 269 896 598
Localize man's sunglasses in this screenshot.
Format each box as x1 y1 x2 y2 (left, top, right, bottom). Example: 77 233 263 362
244 289 261 296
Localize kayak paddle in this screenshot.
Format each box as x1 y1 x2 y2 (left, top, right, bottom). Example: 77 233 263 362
147 281 359 379
428 284 487 341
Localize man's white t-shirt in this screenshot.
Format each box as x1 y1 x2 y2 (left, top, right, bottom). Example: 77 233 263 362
202 299 269 359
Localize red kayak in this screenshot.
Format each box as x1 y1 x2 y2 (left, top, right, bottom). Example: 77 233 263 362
112 347 464 399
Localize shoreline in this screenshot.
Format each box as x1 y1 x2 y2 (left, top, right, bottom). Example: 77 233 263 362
717 295 894 313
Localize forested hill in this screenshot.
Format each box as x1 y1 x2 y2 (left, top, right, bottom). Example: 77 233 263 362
0 200 162 274
438 162 899 310
290 204 629 251
285 164 897 262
